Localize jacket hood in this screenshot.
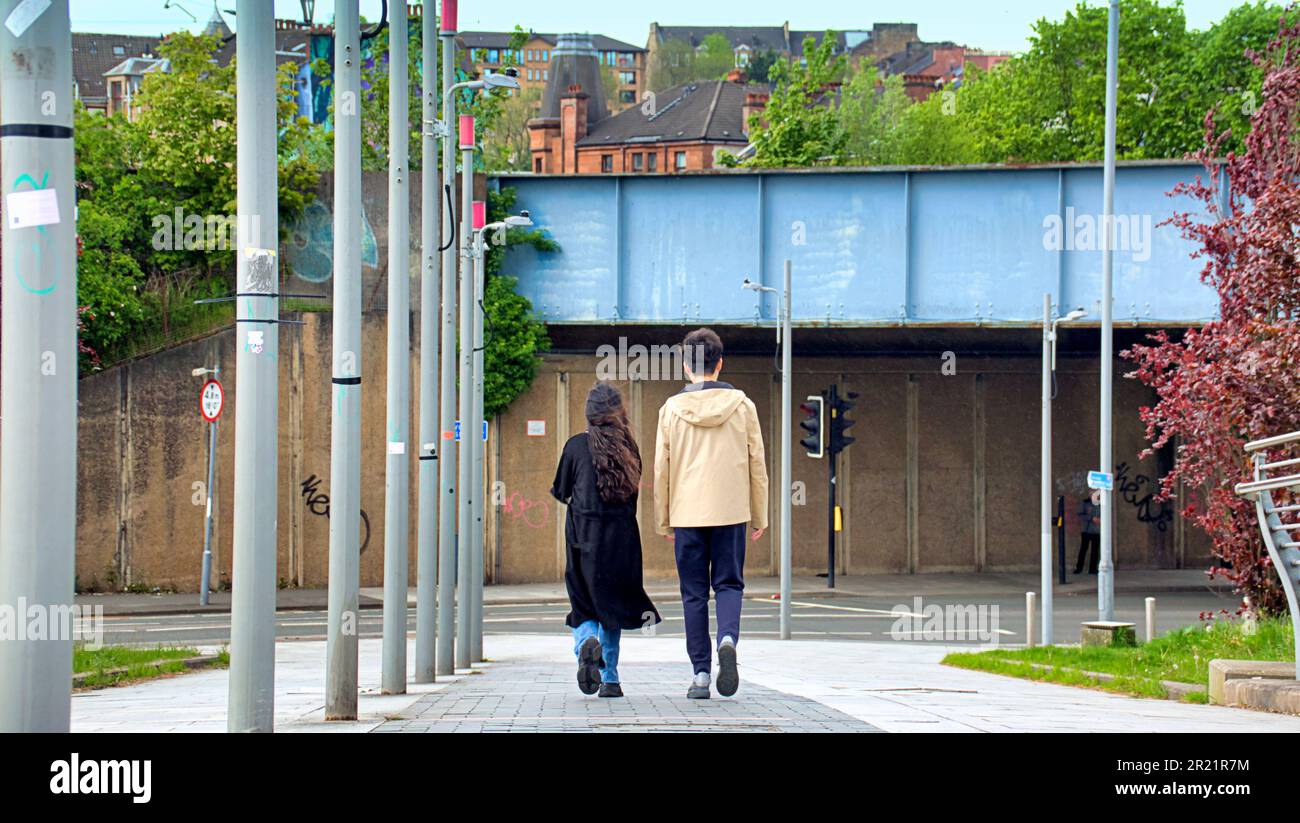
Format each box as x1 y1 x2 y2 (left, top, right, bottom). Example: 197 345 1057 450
665 386 747 428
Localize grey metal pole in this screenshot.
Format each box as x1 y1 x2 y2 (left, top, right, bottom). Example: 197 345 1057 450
414 0 442 685
200 395 218 607
326 0 362 720
381 0 410 696
1098 0 1119 622
471 231 486 662
228 0 280 734
0 0 77 733
1040 294 1054 646
455 115 475 670
779 261 793 640
436 8 459 676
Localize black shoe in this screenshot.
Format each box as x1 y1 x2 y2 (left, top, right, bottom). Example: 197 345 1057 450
1072 568 1083 575
716 641 739 697
598 682 623 698
577 636 602 695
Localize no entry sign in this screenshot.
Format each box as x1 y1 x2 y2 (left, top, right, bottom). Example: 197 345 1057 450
200 379 224 422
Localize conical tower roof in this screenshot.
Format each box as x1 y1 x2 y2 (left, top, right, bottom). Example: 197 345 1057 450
537 33 608 127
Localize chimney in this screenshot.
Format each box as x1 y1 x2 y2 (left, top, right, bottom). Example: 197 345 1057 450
560 84 589 173
742 91 768 134
725 67 747 84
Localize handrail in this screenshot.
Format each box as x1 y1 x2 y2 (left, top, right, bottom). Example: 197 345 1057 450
1244 430 1300 452
1234 473 1300 496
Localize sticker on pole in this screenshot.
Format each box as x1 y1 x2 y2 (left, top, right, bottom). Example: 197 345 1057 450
200 379 224 422
1087 470 1113 491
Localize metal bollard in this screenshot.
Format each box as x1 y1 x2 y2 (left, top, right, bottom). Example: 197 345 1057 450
1026 591 1037 648
1145 596 1156 643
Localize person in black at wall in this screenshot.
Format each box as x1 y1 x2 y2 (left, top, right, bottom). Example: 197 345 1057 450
1074 490 1103 575
551 381 661 698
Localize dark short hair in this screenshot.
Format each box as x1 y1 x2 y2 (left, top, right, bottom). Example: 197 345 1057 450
682 327 723 375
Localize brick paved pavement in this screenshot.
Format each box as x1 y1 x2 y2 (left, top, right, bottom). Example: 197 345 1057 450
376 661 881 733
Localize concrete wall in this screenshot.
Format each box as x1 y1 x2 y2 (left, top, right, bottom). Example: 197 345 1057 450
73 315 1213 591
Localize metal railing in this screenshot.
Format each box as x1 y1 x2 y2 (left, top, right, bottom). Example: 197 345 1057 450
1234 430 1300 678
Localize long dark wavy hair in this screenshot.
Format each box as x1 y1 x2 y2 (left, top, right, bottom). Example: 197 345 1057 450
585 382 641 505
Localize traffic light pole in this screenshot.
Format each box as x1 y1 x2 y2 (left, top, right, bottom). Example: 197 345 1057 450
779 262 792 639
827 384 838 589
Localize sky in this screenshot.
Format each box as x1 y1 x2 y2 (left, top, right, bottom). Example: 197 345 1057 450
71 0 1261 53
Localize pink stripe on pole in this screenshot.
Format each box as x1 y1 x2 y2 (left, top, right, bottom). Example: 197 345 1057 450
459 115 474 148
441 0 457 32
472 201 486 230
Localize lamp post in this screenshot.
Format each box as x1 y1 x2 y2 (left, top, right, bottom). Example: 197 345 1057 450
1098 0 1120 622
440 66 520 672
743 266 792 639
1041 296 1087 647
470 208 533 660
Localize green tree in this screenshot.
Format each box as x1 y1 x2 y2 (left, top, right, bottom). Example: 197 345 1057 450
747 49 778 83
695 33 736 79
744 33 846 167
650 38 698 91
836 68 912 164
481 186 555 416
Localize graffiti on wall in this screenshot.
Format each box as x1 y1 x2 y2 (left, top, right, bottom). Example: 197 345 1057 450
284 201 379 284
1054 463 1173 531
300 473 372 553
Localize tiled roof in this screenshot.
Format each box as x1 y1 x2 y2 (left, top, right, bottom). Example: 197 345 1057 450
72 32 161 103
576 80 765 147
458 31 644 53
652 25 846 53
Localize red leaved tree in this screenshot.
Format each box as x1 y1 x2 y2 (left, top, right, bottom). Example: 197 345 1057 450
1124 13 1300 615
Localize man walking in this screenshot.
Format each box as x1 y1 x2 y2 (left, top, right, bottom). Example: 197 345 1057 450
654 328 768 699
1074 490 1102 575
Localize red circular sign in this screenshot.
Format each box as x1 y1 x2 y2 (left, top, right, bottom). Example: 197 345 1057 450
200 379 224 422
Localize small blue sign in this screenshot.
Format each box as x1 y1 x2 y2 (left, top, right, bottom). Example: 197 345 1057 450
1087 470 1113 491
452 421 489 442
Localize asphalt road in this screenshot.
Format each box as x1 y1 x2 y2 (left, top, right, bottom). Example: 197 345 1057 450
92 588 1239 648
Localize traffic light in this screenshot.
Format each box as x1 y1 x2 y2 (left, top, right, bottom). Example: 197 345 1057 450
799 395 824 458
829 387 858 456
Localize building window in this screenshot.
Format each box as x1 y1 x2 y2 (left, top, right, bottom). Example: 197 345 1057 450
735 48 750 67
543 70 548 80
486 49 499 64
647 153 658 172
619 71 635 86
535 157 542 172
113 44 124 56
632 153 643 172
674 151 687 171
601 154 613 173
619 90 635 104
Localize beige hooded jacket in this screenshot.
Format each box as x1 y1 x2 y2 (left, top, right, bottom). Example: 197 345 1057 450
654 383 768 535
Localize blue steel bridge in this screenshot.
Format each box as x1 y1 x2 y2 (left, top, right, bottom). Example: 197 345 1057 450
496 161 1221 331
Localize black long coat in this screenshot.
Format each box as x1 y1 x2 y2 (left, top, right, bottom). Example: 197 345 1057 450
550 432 661 631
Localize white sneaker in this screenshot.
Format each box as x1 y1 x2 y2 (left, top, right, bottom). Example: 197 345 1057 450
687 671 710 699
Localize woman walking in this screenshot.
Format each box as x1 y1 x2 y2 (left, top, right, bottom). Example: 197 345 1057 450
551 382 661 697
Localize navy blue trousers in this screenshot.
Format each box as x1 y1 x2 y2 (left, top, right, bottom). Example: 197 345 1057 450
673 523 746 674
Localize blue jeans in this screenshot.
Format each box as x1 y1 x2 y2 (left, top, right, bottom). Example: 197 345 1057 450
673 523 746 674
572 620 621 684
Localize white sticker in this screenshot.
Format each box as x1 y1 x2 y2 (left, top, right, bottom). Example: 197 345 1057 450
244 247 277 294
6 187 59 229
5 0 51 38
526 420 546 437
246 330 264 354
388 441 406 454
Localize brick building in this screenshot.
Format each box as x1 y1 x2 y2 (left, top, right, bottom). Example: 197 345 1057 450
529 34 766 175
459 30 646 111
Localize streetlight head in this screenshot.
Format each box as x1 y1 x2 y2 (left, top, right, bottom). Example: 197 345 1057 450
1064 308 1087 321
483 70 521 91
504 211 532 227
191 367 208 377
